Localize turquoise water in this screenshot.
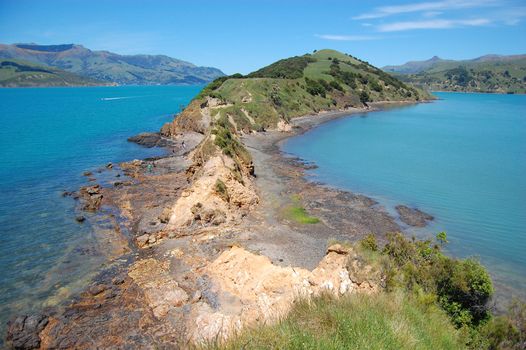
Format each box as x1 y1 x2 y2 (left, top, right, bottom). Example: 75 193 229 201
0 86 201 329
283 93 526 297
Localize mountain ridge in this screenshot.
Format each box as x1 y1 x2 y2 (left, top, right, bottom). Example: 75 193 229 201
0 43 225 86
384 54 526 93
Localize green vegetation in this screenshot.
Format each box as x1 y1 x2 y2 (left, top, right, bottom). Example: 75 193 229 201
0 59 105 87
384 55 526 93
205 233 525 349
247 55 316 79
282 194 320 224
214 179 229 202
205 292 465 350
195 49 431 133
0 43 225 86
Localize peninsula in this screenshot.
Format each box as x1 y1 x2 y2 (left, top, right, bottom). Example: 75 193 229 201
6 49 522 350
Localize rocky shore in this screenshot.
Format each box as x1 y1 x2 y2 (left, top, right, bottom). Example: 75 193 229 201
6 102 435 349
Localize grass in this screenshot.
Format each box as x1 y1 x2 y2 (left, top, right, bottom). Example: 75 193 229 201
203 292 466 350
282 195 320 224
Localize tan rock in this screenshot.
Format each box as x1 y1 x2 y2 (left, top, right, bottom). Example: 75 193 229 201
128 259 188 319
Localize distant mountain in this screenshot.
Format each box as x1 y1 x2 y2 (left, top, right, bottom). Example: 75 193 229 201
383 54 526 93
0 58 108 87
383 56 448 74
0 43 225 86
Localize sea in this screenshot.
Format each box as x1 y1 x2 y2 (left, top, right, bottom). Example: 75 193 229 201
283 92 526 301
0 88 524 339
0 85 201 337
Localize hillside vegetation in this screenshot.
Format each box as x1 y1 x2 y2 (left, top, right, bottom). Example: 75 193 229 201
193 49 431 133
0 58 106 87
0 43 225 85
384 55 526 93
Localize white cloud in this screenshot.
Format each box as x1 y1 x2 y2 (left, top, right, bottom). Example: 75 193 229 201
377 18 491 32
315 34 381 41
352 0 498 20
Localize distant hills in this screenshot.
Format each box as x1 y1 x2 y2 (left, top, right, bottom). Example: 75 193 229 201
0 43 225 86
384 54 526 94
0 58 108 87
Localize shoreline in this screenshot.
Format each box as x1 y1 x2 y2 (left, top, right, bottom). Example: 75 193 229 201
2 99 468 348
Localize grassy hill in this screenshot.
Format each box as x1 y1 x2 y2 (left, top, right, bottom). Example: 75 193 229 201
384 55 526 93
188 49 431 132
0 58 106 87
0 43 225 85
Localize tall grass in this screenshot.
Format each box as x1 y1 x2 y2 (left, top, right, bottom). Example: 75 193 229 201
203 292 465 350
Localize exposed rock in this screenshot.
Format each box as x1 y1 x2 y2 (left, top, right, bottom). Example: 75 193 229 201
190 245 378 342
158 207 172 223
82 171 92 177
128 259 188 318
88 284 108 296
128 132 174 148
6 314 48 350
277 120 292 132
136 234 150 248
395 205 434 227
75 215 86 223
78 184 103 212
106 162 113 169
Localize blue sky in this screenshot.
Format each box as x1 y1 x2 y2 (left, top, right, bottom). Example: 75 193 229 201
1 0 525 74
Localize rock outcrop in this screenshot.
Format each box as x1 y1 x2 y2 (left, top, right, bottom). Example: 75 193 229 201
188 244 379 342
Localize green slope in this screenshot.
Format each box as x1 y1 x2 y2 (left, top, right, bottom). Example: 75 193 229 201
195 49 432 132
0 43 225 85
384 55 526 93
0 59 107 87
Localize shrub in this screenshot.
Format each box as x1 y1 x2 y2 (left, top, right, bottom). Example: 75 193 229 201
247 55 316 79
214 179 229 202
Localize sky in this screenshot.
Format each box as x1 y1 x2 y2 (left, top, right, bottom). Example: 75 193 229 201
1 0 525 74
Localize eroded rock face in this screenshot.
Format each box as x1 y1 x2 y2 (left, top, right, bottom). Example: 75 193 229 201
188 244 378 342
6 314 48 350
164 154 258 234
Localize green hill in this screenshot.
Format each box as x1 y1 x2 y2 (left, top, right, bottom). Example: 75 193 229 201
182 49 431 133
0 58 106 87
0 43 225 85
384 55 526 94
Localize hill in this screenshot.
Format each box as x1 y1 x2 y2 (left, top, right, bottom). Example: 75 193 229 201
0 43 225 85
384 54 526 93
164 49 432 135
0 58 107 87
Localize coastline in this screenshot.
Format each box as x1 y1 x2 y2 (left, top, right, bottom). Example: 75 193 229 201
5 101 443 348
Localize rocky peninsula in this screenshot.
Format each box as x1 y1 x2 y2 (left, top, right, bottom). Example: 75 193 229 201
7 50 441 348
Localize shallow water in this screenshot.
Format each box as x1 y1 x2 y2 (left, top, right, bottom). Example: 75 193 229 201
0 85 201 332
283 92 526 299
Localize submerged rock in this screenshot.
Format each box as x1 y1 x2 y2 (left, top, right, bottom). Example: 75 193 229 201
6 314 48 350
395 205 434 227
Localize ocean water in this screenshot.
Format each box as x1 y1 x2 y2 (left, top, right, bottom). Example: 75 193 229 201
0 85 201 331
283 92 526 298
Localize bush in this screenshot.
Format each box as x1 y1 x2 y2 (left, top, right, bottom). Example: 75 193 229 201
248 55 316 79
214 179 229 202
305 77 327 97
381 233 494 328
360 90 370 104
